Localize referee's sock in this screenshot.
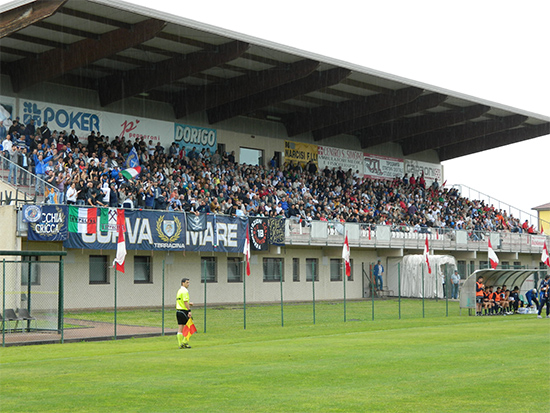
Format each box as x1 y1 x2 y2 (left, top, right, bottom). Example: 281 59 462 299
177 333 183 347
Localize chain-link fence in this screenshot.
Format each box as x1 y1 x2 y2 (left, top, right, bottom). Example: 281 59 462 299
2 257 61 346
3 254 547 347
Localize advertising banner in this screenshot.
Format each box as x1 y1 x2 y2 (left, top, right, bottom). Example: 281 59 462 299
284 140 318 166
27 205 68 241
0 96 16 128
174 123 217 153
318 145 364 174
404 159 442 186
363 153 404 180
17 98 174 145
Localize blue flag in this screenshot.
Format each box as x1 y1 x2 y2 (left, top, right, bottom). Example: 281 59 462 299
125 147 140 168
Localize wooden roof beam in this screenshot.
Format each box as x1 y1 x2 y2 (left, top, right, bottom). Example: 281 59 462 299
206 67 351 124
284 86 422 137
173 59 319 119
402 114 528 155
0 0 66 39
6 18 166 93
99 40 249 107
375 104 491 142
437 123 550 161
311 93 447 143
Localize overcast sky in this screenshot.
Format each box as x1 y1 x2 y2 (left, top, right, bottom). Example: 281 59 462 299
123 0 549 220
4 0 549 220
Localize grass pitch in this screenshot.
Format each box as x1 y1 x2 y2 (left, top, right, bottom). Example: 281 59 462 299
1 302 549 412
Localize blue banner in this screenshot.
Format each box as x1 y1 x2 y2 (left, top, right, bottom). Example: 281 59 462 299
27 205 69 241
62 211 247 253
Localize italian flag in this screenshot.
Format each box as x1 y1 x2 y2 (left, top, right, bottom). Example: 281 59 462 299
488 239 499 269
121 166 141 180
68 207 99 234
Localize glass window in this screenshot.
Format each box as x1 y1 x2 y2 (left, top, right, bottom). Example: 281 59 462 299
348 259 354 281
201 257 217 283
227 257 243 283
134 256 152 283
21 256 40 286
293 258 300 282
263 258 283 282
330 259 342 282
89 255 108 284
306 258 319 282
479 261 489 270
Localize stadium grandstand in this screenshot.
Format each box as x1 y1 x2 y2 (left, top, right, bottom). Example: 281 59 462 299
0 0 549 315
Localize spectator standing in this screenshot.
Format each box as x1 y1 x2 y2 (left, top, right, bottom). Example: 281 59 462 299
373 259 384 291
450 269 460 299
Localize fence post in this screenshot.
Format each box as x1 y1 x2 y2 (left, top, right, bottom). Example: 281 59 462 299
343 261 347 322
114 268 118 340
2 259 5 347
203 259 207 333
243 259 246 330
59 257 64 344
162 259 165 336
398 262 401 320
312 259 316 325
280 259 284 327
422 265 425 318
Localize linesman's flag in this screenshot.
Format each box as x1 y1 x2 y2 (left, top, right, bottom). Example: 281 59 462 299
182 318 197 340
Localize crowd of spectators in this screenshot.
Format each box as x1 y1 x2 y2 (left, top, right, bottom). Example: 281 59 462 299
0 118 541 236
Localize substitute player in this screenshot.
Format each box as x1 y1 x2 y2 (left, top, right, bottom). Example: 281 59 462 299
176 278 193 348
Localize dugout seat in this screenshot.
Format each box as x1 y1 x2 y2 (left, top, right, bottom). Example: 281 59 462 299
3 309 24 333
17 308 37 332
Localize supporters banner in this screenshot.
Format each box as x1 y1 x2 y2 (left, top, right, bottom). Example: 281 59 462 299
249 217 269 251
64 210 185 251
17 98 174 145
0 96 16 128
27 205 69 242
186 213 207 231
62 211 247 252
268 217 286 246
318 145 364 175
174 123 217 153
363 153 404 180
404 160 442 186
284 140 318 166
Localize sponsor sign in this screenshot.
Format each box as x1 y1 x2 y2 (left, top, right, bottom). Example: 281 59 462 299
363 153 404 180
17 98 174 145
404 159 442 186
284 140 318 166
318 145 364 174
174 123 217 152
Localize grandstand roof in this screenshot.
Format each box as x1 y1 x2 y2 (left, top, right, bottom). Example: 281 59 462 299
1 0 549 161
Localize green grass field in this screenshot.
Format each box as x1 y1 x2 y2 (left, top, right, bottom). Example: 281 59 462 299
1 301 549 412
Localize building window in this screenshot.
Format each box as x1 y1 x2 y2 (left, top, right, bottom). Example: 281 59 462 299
457 260 466 279
330 259 342 282
480 261 489 270
134 256 152 283
201 257 217 283
513 261 522 269
21 256 40 286
501 261 510 269
306 258 319 282
89 255 108 284
348 259 354 281
293 258 300 282
263 258 283 282
227 257 243 283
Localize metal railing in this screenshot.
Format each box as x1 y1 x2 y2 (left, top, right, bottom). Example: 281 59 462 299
0 153 60 205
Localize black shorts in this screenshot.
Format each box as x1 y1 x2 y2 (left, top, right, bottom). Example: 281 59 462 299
476 296 484 304
176 310 189 325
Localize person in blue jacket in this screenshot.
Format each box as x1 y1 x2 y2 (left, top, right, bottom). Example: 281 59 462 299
33 149 53 195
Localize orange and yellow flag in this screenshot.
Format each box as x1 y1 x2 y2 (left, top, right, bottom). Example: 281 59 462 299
182 318 197 340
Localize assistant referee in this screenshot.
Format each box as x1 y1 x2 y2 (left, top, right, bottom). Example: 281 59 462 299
176 278 193 348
